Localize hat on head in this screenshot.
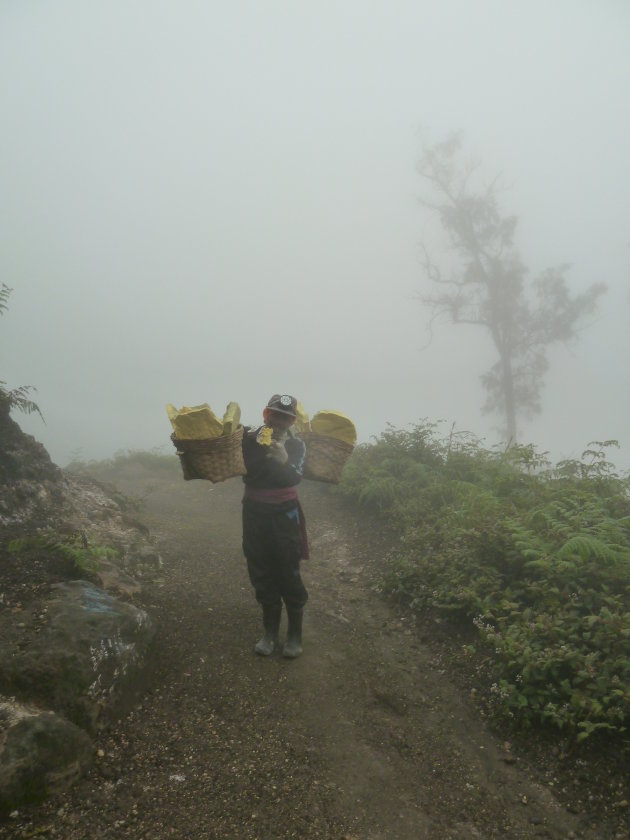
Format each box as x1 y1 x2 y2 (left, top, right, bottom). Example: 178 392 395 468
266 393 298 417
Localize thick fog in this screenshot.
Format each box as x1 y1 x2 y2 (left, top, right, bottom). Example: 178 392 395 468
1 1 629 469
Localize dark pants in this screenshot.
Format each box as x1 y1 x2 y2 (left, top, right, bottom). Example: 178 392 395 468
242 500 308 611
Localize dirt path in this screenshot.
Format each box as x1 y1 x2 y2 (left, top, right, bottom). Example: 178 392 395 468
2 471 604 839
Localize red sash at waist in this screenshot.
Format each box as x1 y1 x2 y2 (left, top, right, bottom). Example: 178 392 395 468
243 486 298 504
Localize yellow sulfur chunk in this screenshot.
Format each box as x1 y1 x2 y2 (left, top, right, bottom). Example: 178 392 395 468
222 402 242 436
310 410 357 446
166 403 223 440
295 402 311 433
256 426 273 447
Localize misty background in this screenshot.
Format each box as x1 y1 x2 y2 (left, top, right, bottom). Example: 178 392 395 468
1 1 629 469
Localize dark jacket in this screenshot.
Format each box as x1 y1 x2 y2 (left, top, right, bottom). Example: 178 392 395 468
242 427 306 489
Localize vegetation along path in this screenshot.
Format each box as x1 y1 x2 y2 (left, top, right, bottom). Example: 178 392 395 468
1 464 618 839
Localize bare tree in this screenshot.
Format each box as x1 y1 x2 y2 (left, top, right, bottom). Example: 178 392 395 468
417 134 606 444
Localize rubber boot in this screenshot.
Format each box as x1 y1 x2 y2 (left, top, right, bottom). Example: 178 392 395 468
283 608 303 659
255 603 281 656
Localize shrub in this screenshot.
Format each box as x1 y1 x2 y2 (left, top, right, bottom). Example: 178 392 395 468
66 448 178 478
339 422 630 740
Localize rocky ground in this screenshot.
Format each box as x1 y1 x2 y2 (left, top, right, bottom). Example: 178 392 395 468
1 460 629 839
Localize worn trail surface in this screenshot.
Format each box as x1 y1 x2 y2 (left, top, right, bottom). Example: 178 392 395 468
1 469 602 838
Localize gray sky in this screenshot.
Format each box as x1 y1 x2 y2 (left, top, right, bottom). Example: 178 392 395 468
2 0 629 470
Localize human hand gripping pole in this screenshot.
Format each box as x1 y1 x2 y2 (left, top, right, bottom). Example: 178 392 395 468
267 440 289 464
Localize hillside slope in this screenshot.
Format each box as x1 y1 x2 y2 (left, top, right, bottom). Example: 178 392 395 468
1 459 611 839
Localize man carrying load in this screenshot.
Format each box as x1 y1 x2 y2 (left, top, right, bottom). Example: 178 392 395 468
241 394 308 658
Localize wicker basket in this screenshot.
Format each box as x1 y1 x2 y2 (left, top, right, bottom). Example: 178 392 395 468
299 431 354 484
170 426 246 482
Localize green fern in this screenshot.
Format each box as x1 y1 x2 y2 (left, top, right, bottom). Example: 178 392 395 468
0 285 44 421
0 382 44 420
7 532 118 574
557 534 624 563
0 283 11 315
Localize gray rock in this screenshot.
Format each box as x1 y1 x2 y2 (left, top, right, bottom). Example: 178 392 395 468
0 697 93 812
0 404 63 531
0 581 155 730
58 474 163 581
